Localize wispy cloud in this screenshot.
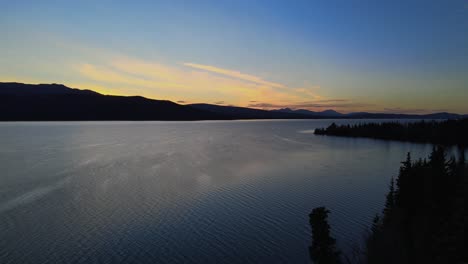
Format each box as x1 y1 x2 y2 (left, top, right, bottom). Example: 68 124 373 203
74 56 383 112
183 63 285 88
313 99 349 103
49 40 377 111
73 54 327 108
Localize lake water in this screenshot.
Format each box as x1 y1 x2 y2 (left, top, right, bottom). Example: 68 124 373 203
0 120 443 263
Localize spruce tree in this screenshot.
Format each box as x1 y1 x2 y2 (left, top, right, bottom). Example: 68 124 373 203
309 207 341 264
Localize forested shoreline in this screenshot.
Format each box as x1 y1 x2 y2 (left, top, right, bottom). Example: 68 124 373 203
309 147 468 264
310 117 468 263
367 147 467 263
314 119 468 146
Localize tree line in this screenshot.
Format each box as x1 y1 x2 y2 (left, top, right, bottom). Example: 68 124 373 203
314 119 468 146
309 146 467 263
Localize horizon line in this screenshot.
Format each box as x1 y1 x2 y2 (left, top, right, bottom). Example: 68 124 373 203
1 81 466 116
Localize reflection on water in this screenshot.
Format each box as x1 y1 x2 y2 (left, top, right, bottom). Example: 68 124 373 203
0 120 443 263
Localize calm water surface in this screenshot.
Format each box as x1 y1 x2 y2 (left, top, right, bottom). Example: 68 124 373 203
0 120 440 263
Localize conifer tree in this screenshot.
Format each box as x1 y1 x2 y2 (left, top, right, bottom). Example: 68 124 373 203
382 178 394 224
309 207 341 264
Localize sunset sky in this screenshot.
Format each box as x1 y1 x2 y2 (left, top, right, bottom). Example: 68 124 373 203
1 0 467 113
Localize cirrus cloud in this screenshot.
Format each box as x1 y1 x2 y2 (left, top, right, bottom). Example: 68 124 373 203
183 62 285 88
74 55 328 108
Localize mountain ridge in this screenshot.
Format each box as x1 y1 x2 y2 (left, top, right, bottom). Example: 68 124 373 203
1 82 466 121
271 108 344 117
188 104 324 119
0 82 226 121
272 106 465 119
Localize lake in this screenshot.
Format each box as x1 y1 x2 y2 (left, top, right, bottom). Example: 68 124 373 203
0 120 443 263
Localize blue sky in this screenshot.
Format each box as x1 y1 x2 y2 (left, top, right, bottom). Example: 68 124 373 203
1 0 467 113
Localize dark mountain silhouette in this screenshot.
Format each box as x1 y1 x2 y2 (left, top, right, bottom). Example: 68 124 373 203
345 112 463 119
1 82 466 121
320 109 344 117
188 104 322 119
0 82 99 96
272 108 344 117
0 82 226 121
273 107 465 119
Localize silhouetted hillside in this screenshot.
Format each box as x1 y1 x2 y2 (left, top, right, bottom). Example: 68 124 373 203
315 119 468 146
0 82 325 121
188 103 320 119
0 82 226 121
2 82 466 121
273 107 464 119
346 112 463 119
0 82 99 96
271 108 344 117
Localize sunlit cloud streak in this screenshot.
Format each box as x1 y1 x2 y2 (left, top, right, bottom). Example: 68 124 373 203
74 55 327 108
183 63 285 88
